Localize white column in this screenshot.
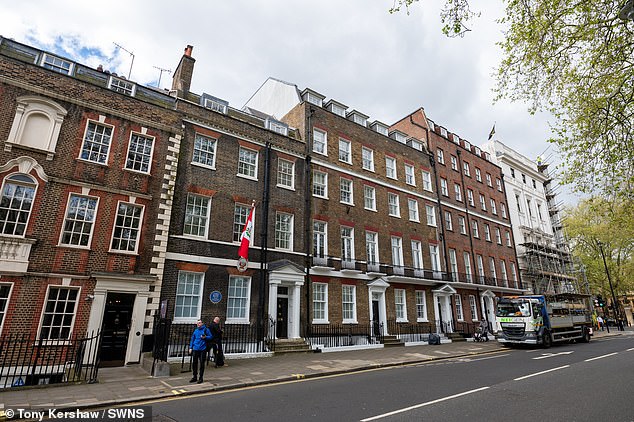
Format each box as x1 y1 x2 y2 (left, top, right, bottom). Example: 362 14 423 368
290 283 302 338
125 291 149 364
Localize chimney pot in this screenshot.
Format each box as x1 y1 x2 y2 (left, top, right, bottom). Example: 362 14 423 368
185 45 193 57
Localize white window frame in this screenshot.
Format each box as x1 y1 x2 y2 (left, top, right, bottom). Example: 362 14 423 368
455 294 464 321
450 156 458 171
411 240 423 271
388 193 400 217
38 285 80 340
464 252 473 283
59 193 99 248
490 199 497 215
475 168 482 182
275 212 294 251
174 271 204 323
429 244 441 272
480 194 487 210
40 53 73 75
313 220 328 258
405 164 416 186
495 228 502 244
496 178 503 191
472 220 479 238
422 170 432 192
458 216 467 235
486 174 493 187
0 174 37 237
342 284 357 323
416 290 428 322
437 149 445 165
312 170 328 198
440 178 448 196
395 289 408 322
463 161 471 177
444 210 453 231
449 248 458 281
506 230 512 246
226 275 251 324
109 201 144 253
454 184 462 201
313 128 327 155
391 236 404 269
408 198 419 222
467 189 475 207
341 226 355 263
312 282 329 323
477 255 485 283
339 138 352 163
277 158 295 190
233 203 251 242
501 203 507 218
108 76 136 96
183 193 211 238
385 156 397 179
366 231 379 266
489 257 498 280
192 133 217 169
426 205 436 226
0 282 13 336
484 224 491 242
79 120 114 165
340 178 354 205
124 132 155 174
364 185 376 211
469 295 478 321
237 146 259 179
362 147 375 171
500 260 509 287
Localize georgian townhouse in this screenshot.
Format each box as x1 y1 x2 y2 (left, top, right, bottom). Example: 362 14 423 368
481 140 580 296
0 37 182 371
392 109 524 330
161 50 308 345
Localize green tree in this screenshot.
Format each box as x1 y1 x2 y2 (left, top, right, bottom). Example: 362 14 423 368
391 1 634 199
564 197 634 302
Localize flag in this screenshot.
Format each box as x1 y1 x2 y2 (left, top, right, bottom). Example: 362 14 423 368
238 204 255 260
487 124 496 140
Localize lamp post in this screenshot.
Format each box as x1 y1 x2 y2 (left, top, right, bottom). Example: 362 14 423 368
597 240 623 331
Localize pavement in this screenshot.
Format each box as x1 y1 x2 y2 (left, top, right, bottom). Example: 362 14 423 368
0 328 628 415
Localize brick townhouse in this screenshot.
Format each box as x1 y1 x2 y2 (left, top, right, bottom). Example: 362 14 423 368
393 110 522 328
160 48 308 344
0 37 182 369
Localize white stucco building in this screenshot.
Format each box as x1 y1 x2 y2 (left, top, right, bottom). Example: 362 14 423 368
481 140 581 294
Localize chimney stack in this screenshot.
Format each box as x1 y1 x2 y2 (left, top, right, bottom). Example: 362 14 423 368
172 44 196 98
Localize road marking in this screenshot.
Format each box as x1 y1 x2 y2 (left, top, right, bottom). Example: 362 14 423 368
585 352 618 362
532 351 574 360
291 373 305 379
627 348 634 352
359 387 490 421
514 365 569 381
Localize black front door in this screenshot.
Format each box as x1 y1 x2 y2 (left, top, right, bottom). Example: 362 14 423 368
372 299 380 336
100 292 135 367
277 297 288 339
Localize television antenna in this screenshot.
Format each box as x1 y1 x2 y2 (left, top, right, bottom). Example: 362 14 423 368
153 66 172 88
113 42 135 79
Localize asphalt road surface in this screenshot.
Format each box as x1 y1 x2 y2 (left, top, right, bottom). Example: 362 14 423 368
146 335 634 422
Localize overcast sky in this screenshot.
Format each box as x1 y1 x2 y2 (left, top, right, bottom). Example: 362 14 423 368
0 0 577 204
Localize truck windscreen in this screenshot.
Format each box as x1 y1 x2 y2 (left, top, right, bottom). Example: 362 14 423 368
496 300 532 317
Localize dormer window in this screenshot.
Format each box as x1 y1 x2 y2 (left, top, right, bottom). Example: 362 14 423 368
205 98 227 114
390 131 407 143
440 127 448 138
325 100 347 117
452 134 460 144
108 76 136 96
302 89 325 107
463 140 471 151
407 138 424 151
427 119 435 131
266 119 288 136
474 147 482 157
40 53 73 75
347 110 368 127
370 121 389 136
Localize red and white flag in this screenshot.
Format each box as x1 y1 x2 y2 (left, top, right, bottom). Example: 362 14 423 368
238 204 255 260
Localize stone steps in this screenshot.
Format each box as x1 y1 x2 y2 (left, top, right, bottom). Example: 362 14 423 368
381 335 405 347
271 339 312 354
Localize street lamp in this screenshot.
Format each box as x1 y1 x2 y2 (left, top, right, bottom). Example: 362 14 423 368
619 0 634 21
597 240 623 331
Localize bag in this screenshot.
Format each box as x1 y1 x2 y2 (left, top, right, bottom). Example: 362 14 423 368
428 333 441 345
215 350 225 367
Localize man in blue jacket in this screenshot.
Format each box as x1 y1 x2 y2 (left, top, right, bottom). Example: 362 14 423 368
189 319 212 383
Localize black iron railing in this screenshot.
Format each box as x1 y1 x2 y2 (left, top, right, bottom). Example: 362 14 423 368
387 321 436 343
151 316 275 373
0 330 101 389
307 322 383 348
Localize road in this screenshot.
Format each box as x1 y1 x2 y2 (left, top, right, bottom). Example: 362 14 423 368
144 335 634 422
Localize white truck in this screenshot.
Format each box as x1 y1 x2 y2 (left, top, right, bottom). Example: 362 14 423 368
495 293 593 348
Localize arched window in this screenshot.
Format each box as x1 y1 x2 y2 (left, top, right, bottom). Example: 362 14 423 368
0 174 37 236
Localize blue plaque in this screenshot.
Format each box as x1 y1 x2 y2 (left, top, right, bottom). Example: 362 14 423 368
209 290 222 304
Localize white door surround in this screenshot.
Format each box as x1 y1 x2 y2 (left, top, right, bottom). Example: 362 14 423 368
268 264 305 339
367 278 389 335
85 274 153 365
433 284 457 333
480 289 497 330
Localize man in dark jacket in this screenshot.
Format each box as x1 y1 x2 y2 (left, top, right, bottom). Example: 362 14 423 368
189 319 212 383
210 316 225 367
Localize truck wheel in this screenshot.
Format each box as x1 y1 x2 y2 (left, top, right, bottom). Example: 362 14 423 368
542 331 552 348
581 328 591 343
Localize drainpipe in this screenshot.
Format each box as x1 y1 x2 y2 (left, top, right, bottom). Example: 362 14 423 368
258 140 272 341
304 106 315 338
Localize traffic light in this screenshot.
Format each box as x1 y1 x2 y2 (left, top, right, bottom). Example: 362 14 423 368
594 298 600 307
597 295 606 307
